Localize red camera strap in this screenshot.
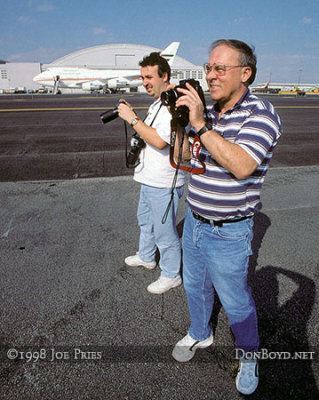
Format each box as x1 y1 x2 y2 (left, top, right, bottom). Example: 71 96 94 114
169 129 205 174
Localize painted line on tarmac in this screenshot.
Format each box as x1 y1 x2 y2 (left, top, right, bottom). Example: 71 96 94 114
264 205 317 212
0 106 149 112
78 94 136 99
276 106 319 109
271 165 319 170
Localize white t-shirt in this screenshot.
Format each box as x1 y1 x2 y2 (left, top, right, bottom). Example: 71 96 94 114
133 98 185 188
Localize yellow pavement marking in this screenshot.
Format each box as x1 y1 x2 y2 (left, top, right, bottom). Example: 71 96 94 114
276 106 319 108
0 106 149 112
0 105 319 112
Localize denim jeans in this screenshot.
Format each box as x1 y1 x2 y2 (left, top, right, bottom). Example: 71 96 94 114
182 207 259 352
137 184 184 278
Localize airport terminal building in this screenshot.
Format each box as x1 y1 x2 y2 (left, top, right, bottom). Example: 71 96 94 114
1 43 208 93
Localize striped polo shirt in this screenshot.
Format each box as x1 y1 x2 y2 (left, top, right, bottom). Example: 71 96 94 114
187 89 282 220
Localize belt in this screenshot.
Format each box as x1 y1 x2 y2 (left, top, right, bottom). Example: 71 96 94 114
192 211 252 227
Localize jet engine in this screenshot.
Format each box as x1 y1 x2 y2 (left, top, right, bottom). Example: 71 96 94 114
82 80 104 91
107 78 130 89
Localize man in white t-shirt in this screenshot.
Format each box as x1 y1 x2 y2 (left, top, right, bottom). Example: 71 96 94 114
118 52 185 294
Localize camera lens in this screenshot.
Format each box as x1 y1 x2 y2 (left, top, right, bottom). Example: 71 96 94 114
160 89 178 107
100 108 119 124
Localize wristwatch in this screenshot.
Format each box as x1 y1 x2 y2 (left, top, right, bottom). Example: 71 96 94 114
196 123 212 138
130 117 140 127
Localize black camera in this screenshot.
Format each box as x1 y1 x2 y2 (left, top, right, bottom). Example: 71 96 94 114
100 100 125 124
99 100 145 168
126 132 146 168
161 79 206 127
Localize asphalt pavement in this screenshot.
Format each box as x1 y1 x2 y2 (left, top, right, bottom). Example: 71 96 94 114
0 165 318 400
1 93 319 181
0 93 318 399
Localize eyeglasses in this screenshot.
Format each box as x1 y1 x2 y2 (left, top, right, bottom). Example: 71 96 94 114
203 63 247 75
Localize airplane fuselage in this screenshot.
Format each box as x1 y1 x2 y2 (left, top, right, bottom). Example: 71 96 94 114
33 67 142 90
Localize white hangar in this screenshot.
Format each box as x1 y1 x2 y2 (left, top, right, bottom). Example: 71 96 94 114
40 42 208 93
1 43 208 93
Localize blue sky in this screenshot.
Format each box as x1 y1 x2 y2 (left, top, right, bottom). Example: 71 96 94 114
1 0 318 83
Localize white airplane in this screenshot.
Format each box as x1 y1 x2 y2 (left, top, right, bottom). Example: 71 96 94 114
251 81 318 94
33 42 180 94
250 81 270 93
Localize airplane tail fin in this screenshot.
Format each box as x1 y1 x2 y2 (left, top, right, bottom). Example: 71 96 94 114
160 42 180 66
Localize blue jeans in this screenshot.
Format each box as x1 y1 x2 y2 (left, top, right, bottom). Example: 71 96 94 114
182 207 259 352
137 184 184 278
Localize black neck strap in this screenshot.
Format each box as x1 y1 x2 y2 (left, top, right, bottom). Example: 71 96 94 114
144 101 163 127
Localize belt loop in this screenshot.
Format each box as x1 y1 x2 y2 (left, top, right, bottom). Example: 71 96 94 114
213 220 223 227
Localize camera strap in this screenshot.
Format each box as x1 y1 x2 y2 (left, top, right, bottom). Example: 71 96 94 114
162 120 205 224
169 128 206 174
125 102 163 168
168 96 209 174
162 125 184 224
163 86 209 223
144 101 163 126
124 121 137 168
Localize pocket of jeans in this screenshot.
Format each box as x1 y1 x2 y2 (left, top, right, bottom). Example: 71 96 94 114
214 221 249 241
215 220 253 257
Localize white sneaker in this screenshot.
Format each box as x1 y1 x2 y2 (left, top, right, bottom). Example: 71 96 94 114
236 358 259 395
125 253 156 270
172 332 214 362
147 275 182 294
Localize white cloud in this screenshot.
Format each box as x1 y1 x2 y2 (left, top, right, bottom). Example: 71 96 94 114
93 27 106 35
38 2 55 12
302 17 312 24
18 16 35 24
233 17 252 24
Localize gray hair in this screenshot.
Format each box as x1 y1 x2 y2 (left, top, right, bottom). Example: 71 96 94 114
209 39 257 85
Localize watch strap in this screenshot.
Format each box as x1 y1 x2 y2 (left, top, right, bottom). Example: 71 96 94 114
130 117 140 126
197 123 212 137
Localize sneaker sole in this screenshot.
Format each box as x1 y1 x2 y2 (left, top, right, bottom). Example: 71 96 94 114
172 347 196 362
147 278 182 294
236 363 259 395
125 260 156 270
236 377 259 395
172 335 214 362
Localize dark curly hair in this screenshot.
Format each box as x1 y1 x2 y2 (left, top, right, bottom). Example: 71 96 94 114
139 52 171 82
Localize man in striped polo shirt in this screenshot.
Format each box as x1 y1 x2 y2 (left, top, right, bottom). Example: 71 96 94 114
171 40 282 395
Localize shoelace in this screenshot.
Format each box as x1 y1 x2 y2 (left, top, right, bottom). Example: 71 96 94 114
178 335 198 350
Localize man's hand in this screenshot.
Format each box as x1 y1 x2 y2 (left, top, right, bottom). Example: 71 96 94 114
118 101 136 124
175 82 206 131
